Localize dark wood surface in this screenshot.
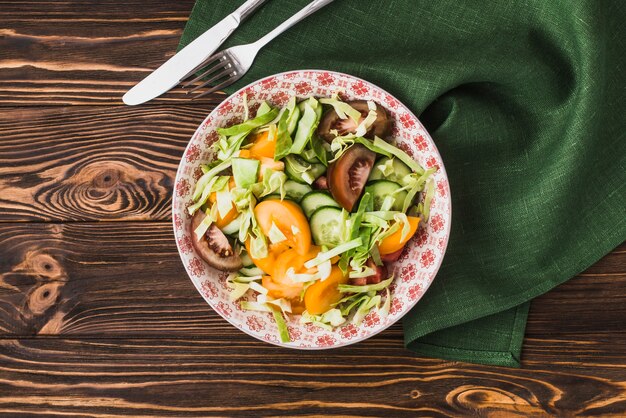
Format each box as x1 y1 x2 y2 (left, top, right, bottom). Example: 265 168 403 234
1 1 625 416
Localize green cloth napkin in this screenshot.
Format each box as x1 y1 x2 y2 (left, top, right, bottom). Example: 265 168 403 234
178 0 626 366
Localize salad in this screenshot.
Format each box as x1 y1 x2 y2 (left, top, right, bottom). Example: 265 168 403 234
188 94 436 342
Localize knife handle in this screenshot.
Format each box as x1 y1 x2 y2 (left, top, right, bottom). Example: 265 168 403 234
234 0 268 23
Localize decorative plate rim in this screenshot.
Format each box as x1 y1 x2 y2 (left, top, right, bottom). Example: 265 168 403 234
172 69 452 349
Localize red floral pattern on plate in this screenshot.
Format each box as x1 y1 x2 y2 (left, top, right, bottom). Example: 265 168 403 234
340 324 358 340
316 335 336 348
176 179 190 198
294 81 312 96
431 214 444 233
246 315 266 332
177 236 193 255
187 257 205 277
351 80 369 95
172 70 451 350
408 284 422 301
420 249 436 268
316 72 335 86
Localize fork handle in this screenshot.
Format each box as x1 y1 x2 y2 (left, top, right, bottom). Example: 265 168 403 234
233 0 268 24
252 0 335 49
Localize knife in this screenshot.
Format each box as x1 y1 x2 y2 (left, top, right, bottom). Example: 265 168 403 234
123 0 267 106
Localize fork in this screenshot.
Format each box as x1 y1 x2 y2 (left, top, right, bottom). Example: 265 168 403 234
182 0 335 99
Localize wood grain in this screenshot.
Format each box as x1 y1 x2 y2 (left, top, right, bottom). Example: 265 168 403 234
0 105 210 221
0 336 624 417
0 0 229 106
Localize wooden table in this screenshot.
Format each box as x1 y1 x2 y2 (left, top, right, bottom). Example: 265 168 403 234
1 1 625 416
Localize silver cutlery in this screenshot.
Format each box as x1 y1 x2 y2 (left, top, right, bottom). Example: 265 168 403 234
182 0 335 99
122 0 267 106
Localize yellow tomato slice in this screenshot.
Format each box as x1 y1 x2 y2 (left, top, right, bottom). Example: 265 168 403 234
304 266 348 315
377 216 420 255
245 239 289 276
254 200 311 255
264 246 319 300
248 131 276 159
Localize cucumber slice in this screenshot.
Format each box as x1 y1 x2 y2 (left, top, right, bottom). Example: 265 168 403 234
301 191 341 218
301 148 321 164
368 157 412 185
239 266 264 277
365 180 408 211
262 194 295 202
221 214 242 236
309 206 344 247
286 104 301 135
240 251 253 268
285 155 326 184
284 180 312 202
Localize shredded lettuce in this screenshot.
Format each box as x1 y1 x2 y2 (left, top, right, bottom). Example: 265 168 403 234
232 157 260 189
215 183 233 220
193 205 217 241
354 109 378 137
231 273 263 282
353 294 381 325
240 301 271 312
217 107 279 137
348 266 376 279
228 281 250 302
300 309 346 329
248 280 268 295
291 97 322 154
270 305 291 343
394 213 411 242
192 160 231 202
320 95 362 123
372 136 424 174
274 102 293 161
379 288 391 318
339 277 394 294
304 238 362 269
256 101 272 116
422 179 435 221
268 222 287 244
250 168 287 199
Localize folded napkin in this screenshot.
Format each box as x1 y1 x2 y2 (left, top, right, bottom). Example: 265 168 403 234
179 0 626 366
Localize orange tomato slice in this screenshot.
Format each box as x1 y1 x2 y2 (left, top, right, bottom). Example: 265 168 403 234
263 246 319 300
245 239 288 276
377 216 420 255
248 131 276 159
254 200 311 255
304 266 348 315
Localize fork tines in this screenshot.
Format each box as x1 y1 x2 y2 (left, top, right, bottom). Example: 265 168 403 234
181 52 238 99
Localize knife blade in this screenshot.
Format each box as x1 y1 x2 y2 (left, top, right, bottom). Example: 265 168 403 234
123 0 267 106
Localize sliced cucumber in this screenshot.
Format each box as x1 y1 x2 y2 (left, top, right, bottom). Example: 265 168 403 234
239 266 264 277
262 193 295 202
309 206 344 247
286 104 301 135
240 251 253 268
365 180 407 211
285 155 326 184
301 191 341 218
221 214 242 236
301 148 321 164
284 180 312 202
368 157 413 185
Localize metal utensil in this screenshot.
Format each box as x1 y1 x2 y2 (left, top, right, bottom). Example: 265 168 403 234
122 0 267 106
182 0 335 99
